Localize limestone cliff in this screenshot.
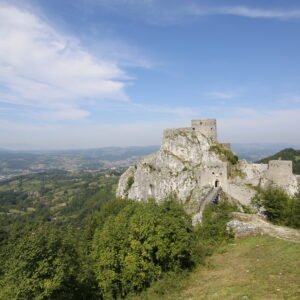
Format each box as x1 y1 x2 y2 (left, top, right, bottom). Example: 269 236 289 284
117 128 222 213
116 119 299 219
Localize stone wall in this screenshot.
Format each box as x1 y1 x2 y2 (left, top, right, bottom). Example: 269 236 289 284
191 119 217 141
199 162 228 192
227 182 256 206
265 160 293 184
265 160 298 195
163 128 193 140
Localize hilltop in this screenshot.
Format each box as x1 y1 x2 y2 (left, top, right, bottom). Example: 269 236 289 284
258 148 300 174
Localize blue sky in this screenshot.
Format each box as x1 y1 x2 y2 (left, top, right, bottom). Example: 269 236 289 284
1 0 300 149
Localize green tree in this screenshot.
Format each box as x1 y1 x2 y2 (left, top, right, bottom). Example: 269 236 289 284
0 225 82 300
290 192 300 228
252 187 292 225
92 200 194 299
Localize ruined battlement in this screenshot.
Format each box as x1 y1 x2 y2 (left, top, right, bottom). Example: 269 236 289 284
163 127 193 139
163 119 218 141
268 160 293 175
265 160 295 191
191 119 217 141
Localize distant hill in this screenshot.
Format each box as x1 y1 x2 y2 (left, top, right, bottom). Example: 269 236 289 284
257 148 300 174
232 143 300 161
0 146 159 178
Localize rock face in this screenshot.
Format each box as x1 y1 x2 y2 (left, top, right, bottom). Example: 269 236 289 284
227 212 300 241
227 219 261 238
116 119 299 218
117 125 224 213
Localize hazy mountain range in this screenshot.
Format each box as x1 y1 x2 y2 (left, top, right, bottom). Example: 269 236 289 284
1 144 299 180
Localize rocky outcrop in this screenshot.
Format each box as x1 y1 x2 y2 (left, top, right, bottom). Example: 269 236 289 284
227 212 300 242
116 119 299 219
227 219 261 237
117 128 225 213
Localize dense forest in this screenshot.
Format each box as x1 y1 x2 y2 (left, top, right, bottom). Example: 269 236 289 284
257 148 300 174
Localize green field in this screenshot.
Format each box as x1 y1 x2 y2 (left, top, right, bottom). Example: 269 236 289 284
0 170 119 225
138 236 300 300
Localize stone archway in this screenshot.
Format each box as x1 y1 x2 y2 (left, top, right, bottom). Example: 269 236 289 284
215 180 220 188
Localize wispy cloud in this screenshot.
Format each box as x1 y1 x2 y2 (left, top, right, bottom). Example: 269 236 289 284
0 3 133 120
92 1 300 24
217 6 300 19
190 5 300 20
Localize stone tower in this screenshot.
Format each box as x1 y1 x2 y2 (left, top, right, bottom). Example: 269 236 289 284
191 119 217 141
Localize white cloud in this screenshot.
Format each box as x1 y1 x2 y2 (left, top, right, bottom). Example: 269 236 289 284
93 1 300 23
215 6 300 19
0 3 130 120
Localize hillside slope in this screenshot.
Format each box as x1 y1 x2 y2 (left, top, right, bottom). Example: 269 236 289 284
258 148 300 174
137 236 300 300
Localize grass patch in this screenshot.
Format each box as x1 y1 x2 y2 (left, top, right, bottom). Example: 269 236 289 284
141 236 300 299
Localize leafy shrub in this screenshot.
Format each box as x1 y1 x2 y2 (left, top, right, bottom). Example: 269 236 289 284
0 225 83 300
130 199 238 299
125 176 134 194
290 192 300 228
92 200 194 299
193 200 236 260
252 187 300 228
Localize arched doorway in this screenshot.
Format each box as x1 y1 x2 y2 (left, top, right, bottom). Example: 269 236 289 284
215 180 219 188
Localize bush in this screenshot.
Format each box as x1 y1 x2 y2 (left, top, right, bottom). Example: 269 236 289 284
290 192 300 228
193 200 236 260
252 187 300 228
126 176 134 192
0 225 83 300
92 200 194 299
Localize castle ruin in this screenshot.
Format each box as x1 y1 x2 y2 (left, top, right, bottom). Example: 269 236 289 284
117 119 299 221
